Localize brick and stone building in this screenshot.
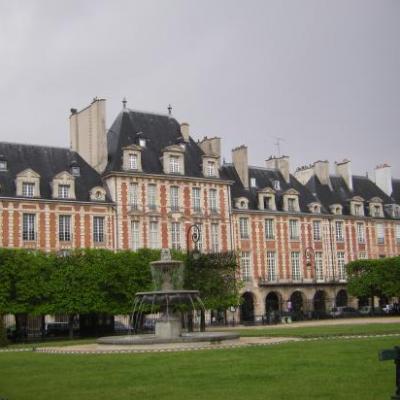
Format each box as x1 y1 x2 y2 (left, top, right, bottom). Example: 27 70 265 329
1 98 399 322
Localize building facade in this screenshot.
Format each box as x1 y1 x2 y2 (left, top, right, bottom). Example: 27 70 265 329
1 98 399 321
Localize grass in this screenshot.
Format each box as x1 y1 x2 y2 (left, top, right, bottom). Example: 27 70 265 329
0 335 399 399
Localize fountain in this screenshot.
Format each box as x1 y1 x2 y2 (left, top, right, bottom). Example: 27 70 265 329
97 249 239 345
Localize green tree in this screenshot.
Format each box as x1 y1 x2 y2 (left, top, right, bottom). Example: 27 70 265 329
346 259 384 311
378 256 400 298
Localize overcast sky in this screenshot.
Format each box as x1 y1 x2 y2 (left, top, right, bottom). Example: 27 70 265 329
1 0 399 176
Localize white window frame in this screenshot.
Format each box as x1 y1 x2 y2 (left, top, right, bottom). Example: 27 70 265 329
149 221 159 249
396 225 400 244
265 219 274 240
129 153 138 170
209 189 218 212
211 223 219 253
59 215 71 242
58 184 70 199
170 186 179 212
313 220 321 241
266 251 276 281
22 213 36 241
289 219 299 240
192 187 201 212
239 217 249 239
240 251 251 281
171 222 181 250
335 221 344 242
169 155 181 174
93 216 105 243
291 251 301 281
131 220 140 251
315 252 324 281
376 223 385 244
356 223 365 244
148 184 157 210
22 182 35 197
207 161 216 177
337 252 346 280
130 183 139 210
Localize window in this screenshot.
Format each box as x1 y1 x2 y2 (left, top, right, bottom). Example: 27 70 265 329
315 252 324 281
273 180 280 191
171 222 181 249
130 183 139 210
263 196 272 210
354 203 363 216
376 223 385 244
358 252 367 259
335 221 344 241
129 153 138 170
337 252 346 280
149 221 158 249
71 166 80 176
139 138 146 147
59 215 71 242
289 220 299 240
0 160 7 171
239 217 249 239
22 214 35 241
266 251 276 281
209 189 217 212
195 223 203 251
240 251 251 281
265 219 274 240
207 161 216 177
313 221 321 241
93 216 105 243
396 225 400 244
192 187 201 212
250 177 257 188
131 221 140 250
22 182 35 197
170 186 179 211
288 198 296 212
372 205 382 217
211 223 219 252
169 155 181 174
291 252 301 281
148 184 157 210
58 184 70 199
356 223 365 243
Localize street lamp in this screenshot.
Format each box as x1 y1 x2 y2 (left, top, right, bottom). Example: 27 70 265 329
186 224 201 259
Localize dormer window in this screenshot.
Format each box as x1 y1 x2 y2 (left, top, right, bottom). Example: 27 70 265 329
329 204 343 215
22 182 35 197
207 161 216 177
169 155 180 173
384 204 400 219
257 187 276 211
0 160 7 171
58 184 70 199
369 197 384 218
273 180 281 191
350 197 364 217
235 197 249 210
308 202 321 214
129 153 138 170
122 145 142 172
139 138 146 148
250 178 257 188
283 189 300 212
89 186 106 202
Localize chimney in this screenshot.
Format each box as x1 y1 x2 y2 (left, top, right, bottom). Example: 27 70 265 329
232 145 249 189
374 163 393 196
70 98 107 173
313 160 331 187
265 156 290 183
294 164 314 185
198 136 221 160
180 123 190 143
335 159 353 191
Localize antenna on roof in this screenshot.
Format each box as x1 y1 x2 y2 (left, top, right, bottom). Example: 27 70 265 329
273 136 285 157
168 104 172 116
122 97 127 109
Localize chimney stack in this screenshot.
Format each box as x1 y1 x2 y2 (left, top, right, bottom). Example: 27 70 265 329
232 145 249 189
180 123 190 143
335 159 353 191
313 160 331 187
265 156 290 183
69 98 107 173
374 163 393 196
198 136 221 159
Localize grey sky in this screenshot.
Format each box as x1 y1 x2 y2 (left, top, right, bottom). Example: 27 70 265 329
1 0 399 176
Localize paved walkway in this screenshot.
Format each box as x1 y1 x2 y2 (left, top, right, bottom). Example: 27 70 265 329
210 316 400 330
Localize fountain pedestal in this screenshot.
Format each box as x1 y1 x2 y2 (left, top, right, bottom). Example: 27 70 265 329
155 318 181 339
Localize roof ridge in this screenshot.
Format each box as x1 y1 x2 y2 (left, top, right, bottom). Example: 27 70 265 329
126 108 177 119
0 141 70 151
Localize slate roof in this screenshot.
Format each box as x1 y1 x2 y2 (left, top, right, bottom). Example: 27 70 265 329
106 109 217 178
392 180 400 204
0 142 110 202
220 164 320 213
306 174 395 217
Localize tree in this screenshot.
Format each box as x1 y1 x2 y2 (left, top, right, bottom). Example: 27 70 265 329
378 256 400 298
346 259 384 311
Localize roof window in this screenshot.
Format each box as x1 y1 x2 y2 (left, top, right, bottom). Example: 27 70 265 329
273 180 281 190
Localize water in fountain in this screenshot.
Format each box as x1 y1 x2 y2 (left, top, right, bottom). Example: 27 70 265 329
97 249 239 345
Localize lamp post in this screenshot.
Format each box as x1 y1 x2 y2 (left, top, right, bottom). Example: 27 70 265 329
186 224 203 331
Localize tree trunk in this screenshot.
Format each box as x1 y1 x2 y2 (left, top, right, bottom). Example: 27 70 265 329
68 314 75 340
371 295 375 315
200 309 206 332
15 313 28 341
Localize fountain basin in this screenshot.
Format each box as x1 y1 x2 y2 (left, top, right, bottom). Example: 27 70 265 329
97 331 240 345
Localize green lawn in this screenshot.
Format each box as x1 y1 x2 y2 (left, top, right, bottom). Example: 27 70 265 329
228 322 400 338
0 336 398 400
